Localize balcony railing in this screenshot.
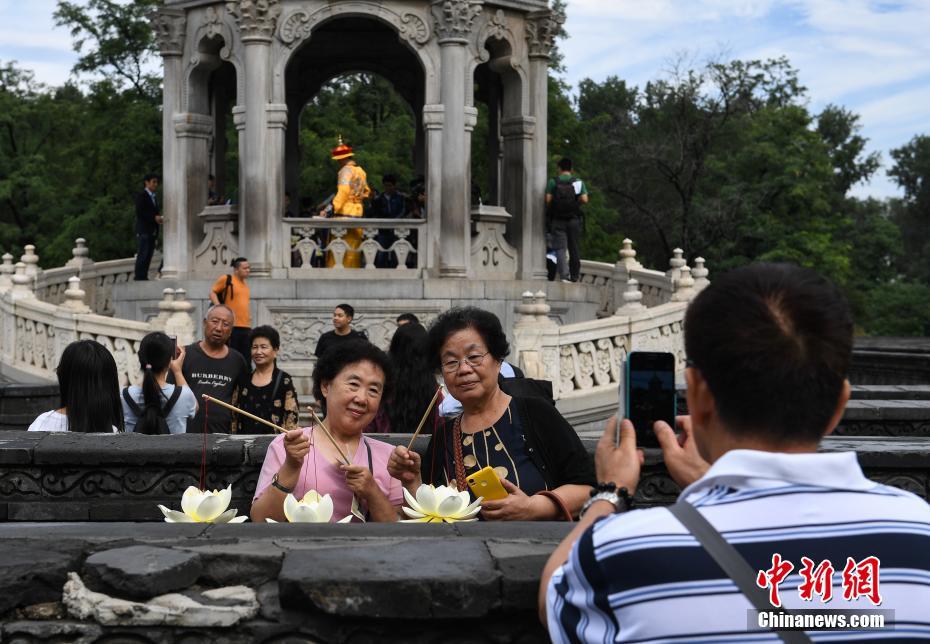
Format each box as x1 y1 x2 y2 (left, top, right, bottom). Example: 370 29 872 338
284 217 429 278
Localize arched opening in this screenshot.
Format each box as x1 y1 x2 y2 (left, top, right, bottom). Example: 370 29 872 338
472 36 527 224
184 34 239 249
294 72 417 214
283 16 426 213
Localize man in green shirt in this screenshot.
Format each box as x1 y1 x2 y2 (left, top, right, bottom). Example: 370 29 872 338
545 158 588 282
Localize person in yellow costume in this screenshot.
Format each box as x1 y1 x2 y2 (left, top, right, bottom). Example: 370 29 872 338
320 137 370 268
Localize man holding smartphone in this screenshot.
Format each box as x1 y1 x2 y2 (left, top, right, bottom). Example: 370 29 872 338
541 263 930 642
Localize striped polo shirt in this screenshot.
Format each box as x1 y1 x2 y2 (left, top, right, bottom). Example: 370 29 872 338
547 450 930 643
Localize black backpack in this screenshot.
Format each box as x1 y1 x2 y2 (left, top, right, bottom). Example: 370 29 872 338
549 179 580 220
122 386 183 435
217 274 233 304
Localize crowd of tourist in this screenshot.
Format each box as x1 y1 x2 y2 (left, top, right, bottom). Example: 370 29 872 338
20 262 930 639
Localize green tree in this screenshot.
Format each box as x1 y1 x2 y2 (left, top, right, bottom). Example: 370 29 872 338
888 135 930 282
54 0 161 101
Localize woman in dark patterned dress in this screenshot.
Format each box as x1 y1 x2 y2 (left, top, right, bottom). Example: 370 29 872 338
231 326 300 434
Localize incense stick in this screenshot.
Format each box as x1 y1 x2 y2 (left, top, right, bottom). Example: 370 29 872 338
306 406 352 466
200 394 287 434
406 386 442 450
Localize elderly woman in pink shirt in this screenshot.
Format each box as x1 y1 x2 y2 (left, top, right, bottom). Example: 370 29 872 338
250 340 403 523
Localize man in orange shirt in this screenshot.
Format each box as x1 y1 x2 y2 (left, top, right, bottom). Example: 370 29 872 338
210 257 251 360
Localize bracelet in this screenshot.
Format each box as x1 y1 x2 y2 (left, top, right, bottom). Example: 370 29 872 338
271 473 293 494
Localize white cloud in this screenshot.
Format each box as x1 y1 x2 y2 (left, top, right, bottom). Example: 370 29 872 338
558 0 930 200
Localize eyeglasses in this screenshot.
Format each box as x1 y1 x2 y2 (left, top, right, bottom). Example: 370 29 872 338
441 351 490 374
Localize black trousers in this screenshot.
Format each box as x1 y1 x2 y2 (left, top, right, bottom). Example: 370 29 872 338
134 233 156 280
229 327 252 364
550 217 583 281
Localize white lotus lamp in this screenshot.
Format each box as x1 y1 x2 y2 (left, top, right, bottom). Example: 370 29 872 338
265 490 353 523
401 484 482 523
157 485 248 523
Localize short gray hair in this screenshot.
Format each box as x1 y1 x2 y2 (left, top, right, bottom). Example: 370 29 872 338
204 303 235 324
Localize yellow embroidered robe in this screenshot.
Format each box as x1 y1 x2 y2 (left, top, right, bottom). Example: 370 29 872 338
328 161 370 268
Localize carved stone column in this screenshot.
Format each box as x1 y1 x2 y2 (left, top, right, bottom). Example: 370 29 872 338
230 0 282 277
525 8 563 280
150 8 186 278
174 112 213 275
422 104 444 275
265 103 288 276
501 115 535 277
432 0 482 278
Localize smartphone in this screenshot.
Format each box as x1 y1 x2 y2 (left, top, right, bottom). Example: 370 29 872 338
466 466 508 501
625 351 676 448
168 335 178 359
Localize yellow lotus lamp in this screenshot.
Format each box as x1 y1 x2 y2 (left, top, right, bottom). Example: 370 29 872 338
158 485 248 523
265 490 353 523
401 484 482 523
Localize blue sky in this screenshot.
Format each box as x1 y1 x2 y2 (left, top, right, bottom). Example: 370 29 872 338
2 0 928 199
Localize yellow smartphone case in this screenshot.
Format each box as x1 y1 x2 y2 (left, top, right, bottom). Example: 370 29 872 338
466 466 509 501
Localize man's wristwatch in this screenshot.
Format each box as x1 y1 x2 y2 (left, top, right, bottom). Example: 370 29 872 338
271 473 293 494
580 483 632 517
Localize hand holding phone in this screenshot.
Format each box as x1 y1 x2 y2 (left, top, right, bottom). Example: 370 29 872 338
625 351 676 448
466 466 508 501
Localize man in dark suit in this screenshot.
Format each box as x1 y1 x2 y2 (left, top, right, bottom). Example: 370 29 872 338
134 173 162 281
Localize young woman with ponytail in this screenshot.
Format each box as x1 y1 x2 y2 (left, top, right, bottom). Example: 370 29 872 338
122 332 197 434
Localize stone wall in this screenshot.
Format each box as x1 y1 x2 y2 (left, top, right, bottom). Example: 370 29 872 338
1 431 928 523
0 521 567 642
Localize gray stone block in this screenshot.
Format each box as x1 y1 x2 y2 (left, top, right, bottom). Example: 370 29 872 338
0 431 44 464
182 542 284 586
0 621 103 644
0 544 83 614
454 521 573 541
206 521 458 540
8 501 90 521
32 432 239 466
278 538 499 618
422 279 485 300
83 545 203 600
486 540 556 611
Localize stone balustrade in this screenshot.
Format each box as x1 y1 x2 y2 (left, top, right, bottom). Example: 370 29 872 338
31 238 141 316
284 218 429 277
511 240 710 428
0 256 194 385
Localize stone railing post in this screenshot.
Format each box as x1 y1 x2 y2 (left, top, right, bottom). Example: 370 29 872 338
615 278 645 314
66 238 93 269
513 290 557 379
150 288 176 332
667 248 685 284
21 244 41 279
0 253 14 291
692 257 710 291
165 288 196 346
671 266 697 302
62 275 92 313
612 238 642 312
11 262 35 299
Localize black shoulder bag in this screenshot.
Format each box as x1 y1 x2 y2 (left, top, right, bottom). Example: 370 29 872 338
668 500 812 644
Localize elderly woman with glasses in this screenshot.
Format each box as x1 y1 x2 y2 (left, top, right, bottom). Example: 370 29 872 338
388 307 595 520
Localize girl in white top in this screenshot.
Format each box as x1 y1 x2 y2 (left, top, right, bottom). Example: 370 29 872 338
122 331 197 435
28 339 124 432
